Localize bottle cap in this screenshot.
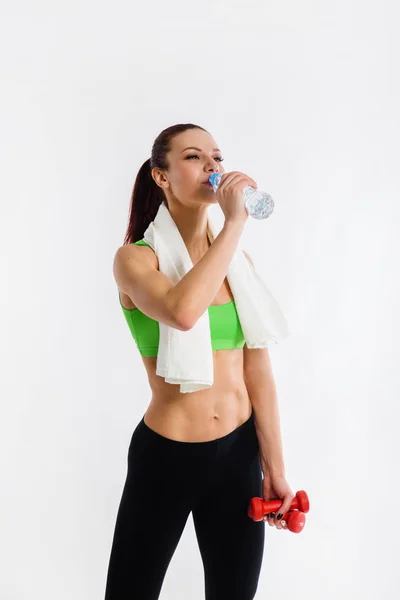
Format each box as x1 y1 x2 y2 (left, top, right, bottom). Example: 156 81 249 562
209 173 222 187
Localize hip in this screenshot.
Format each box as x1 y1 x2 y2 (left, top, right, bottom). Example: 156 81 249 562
126 406 261 510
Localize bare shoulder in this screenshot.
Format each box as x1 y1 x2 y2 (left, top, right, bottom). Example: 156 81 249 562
114 242 159 270
113 242 185 329
113 243 159 302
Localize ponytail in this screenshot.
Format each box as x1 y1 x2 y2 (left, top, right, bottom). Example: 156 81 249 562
122 157 165 245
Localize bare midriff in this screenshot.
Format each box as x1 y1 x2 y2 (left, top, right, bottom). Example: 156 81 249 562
140 349 252 442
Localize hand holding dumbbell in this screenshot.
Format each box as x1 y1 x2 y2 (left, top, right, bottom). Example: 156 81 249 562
248 490 310 534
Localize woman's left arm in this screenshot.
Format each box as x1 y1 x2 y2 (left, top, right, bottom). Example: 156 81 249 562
242 251 294 529
242 250 286 475
243 344 295 529
242 344 285 476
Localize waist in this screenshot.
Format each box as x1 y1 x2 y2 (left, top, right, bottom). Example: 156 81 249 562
143 385 252 442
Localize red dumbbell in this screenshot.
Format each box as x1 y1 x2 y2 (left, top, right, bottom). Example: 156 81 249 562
248 490 309 534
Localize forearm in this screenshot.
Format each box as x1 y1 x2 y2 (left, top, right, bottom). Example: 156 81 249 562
244 361 286 477
172 220 245 328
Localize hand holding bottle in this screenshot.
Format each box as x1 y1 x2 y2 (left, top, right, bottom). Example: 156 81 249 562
212 171 258 225
210 172 274 220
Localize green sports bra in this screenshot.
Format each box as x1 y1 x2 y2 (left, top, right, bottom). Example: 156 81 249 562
118 239 245 357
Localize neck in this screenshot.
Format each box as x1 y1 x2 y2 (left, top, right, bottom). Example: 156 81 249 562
167 202 211 254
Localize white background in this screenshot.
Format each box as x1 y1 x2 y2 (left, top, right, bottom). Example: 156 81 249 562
1 1 399 598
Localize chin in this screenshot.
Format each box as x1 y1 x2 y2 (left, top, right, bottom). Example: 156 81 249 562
199 186 217 200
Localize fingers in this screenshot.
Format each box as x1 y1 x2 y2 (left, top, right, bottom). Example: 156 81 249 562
268 512 276 528
274 510 285 530
220 172 257 190
264 512 281 529
275 514 286 531
263 511 288 531
273 493 295 530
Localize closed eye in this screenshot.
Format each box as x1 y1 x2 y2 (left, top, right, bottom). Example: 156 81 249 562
186 154 224 162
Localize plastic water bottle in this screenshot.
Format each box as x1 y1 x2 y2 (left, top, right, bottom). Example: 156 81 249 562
209 173 274 220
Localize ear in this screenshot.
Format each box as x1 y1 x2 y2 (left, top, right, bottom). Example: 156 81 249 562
151 167 170 190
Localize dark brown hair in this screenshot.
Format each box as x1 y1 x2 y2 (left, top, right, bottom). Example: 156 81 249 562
123 123 209 245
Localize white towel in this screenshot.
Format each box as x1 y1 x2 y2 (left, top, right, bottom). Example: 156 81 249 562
143 202 289 393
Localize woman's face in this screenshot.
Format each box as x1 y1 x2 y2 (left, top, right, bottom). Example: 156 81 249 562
154 129 226 207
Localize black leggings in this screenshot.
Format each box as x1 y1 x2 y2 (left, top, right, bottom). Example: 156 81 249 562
104 410 265 600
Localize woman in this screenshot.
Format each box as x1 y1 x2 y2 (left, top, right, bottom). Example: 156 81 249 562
105 123 294 600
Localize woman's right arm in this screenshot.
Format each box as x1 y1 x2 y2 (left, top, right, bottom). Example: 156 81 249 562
113 219 245 331
114 171 256 331
169 219 246 329
166 170 257 328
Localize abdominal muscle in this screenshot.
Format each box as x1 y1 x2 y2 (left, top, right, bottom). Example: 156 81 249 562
140 348 252 442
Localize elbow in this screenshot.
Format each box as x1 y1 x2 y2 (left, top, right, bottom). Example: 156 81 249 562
166 292 193 331
169 294 201 331
175 310 194 331
174 302 199 331
170 295 197 331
